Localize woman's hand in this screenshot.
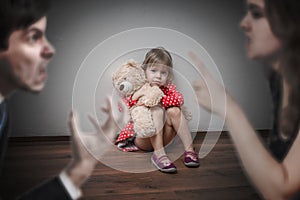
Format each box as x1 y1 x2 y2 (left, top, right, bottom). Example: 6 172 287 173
189 52 233 118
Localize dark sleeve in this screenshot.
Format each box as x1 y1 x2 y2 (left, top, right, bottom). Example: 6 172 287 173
0 101 10 173
0 118 9 173
17 177 72 200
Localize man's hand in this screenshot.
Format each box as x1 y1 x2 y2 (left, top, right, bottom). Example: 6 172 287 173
65 96 123 188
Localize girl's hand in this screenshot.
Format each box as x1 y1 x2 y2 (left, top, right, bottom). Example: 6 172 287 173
189 52 233 118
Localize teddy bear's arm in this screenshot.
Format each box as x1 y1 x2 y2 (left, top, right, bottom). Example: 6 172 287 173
132 84 150 101
142 86 164 107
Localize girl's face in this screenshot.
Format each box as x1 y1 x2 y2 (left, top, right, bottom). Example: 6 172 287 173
145 64 170 87
240 0 282 64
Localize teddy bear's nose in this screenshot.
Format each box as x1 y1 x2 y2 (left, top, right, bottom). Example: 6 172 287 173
119 81 133 94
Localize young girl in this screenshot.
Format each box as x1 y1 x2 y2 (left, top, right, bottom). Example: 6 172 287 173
191 0 300 198
115 47 199 173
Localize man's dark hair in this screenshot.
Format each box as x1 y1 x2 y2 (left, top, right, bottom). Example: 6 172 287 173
0 0 50 50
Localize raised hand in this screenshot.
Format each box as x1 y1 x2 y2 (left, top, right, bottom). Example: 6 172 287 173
189 52 230 118
65 96 123 188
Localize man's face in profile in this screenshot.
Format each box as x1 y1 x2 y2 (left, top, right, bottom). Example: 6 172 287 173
0 16 55 93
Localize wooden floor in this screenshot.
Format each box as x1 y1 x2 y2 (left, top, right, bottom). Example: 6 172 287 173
0 133 262 200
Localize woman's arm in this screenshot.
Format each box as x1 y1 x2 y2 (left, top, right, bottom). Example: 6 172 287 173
190 52 300 199
226 102 300 199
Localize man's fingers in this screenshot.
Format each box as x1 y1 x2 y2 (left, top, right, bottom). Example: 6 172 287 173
69 111 79 137
101 96 112 113
88 115 101 131
69 110 84 150
88 114 115 144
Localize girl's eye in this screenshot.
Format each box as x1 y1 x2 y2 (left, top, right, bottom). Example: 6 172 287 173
151 70 156 73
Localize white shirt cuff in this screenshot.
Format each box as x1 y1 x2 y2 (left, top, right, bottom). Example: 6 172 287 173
59 171 82 200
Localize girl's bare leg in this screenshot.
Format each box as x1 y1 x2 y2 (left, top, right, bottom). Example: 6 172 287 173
135 106 166 157
164 107 194 151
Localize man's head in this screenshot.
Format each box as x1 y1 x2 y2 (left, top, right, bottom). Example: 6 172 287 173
0 0 55 94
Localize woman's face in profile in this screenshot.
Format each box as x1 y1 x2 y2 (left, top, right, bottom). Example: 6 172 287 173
240 0 282 64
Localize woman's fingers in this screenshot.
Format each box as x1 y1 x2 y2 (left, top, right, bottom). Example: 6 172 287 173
189 52 210 77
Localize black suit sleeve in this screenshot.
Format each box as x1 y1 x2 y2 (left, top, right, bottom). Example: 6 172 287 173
0 101 9 173
0 102 73 200
17 177 72 200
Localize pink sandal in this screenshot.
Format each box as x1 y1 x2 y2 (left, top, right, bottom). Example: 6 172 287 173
184 150 200 167
151 154 177 173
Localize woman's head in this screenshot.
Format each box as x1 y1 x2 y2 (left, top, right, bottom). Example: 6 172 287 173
142 47 173 87
264 0 300 140
242 0 300 140
240 0 300 64
265 0 300 50
240 0 282 64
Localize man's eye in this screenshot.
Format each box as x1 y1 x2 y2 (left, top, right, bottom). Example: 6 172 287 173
29 35 38 43
28 31 42 44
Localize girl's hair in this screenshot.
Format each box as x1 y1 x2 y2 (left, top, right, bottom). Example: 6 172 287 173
0 0 50 50
265 0 300 140
142 47 174 82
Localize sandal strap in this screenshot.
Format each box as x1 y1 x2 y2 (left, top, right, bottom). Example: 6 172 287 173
157 155 172 165
185 151 198 161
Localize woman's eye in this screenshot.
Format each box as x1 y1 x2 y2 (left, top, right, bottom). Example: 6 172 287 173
251 10 263 19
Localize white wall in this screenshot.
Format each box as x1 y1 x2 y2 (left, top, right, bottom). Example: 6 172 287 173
9 0 273 136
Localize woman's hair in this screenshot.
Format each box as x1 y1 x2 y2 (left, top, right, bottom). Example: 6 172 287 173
265 0 300 139
0 0 50 50
142 47 174 82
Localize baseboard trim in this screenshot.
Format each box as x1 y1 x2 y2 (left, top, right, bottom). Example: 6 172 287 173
9 136 71 142
8 130 270 142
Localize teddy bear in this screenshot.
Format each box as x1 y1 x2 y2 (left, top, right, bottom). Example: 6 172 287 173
112 60 164 138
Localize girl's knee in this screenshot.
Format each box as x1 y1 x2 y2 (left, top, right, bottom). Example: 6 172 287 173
166 107 181 118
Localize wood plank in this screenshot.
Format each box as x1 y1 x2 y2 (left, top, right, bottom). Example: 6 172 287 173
0 132 262 200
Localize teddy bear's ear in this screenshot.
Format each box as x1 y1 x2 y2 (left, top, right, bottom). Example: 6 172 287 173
126 59 138 68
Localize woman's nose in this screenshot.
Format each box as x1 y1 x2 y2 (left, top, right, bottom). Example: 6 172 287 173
240 14 250 32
